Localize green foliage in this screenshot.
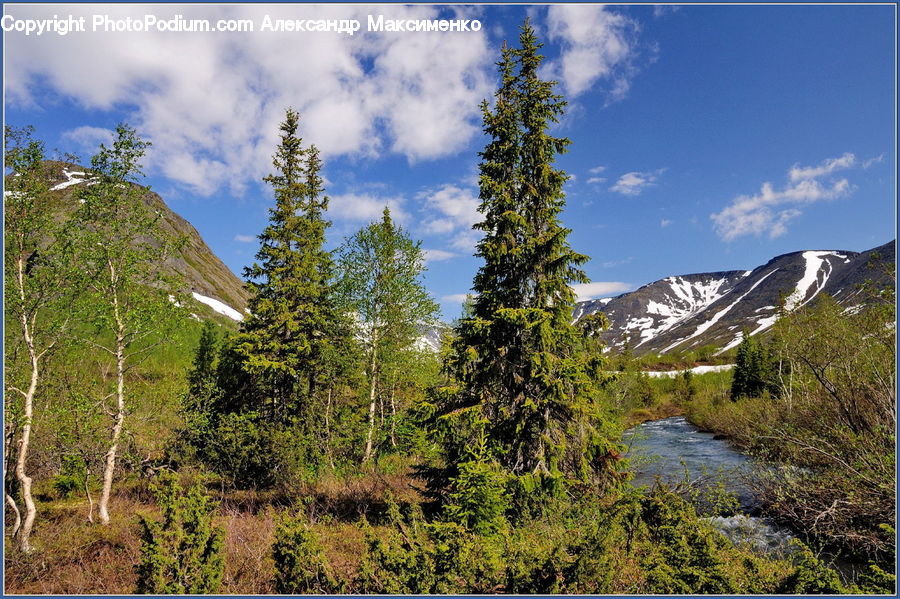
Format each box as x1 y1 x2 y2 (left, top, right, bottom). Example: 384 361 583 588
51 455 89 499
136 471 224 594
272 513 340 593
336 207 439 462
359 486 799 595
854 562 896 594
730 332 777 400
359 499 504 594
776 541 847 594
432 19 619 507
443 431 509 534
637 487 736 593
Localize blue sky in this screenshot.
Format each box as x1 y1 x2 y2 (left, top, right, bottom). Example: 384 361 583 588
4 4 895 318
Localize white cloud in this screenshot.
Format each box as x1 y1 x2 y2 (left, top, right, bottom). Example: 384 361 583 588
788 152 856 183
863 153 885 169
424 248 457 263
588 165 607 174
711 154 857 241
600 257 633 268
61 126 115 156
587 176 607 184
545 5 640 101
441 293 471 304
660 219 672 228
653 5 681 18
571 281 631 301
329 193 407 223
609 168 664 196
418 183 482 251
6 4 493 196
234 234 255 243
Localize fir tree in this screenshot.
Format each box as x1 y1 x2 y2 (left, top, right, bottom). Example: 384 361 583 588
434 20 617 497
235 109 346 424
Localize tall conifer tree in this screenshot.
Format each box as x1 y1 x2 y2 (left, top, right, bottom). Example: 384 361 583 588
436 20 617 493
236 109 346 424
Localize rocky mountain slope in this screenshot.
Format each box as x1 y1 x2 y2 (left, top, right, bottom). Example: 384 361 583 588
576 241 895 355
43 162 249 322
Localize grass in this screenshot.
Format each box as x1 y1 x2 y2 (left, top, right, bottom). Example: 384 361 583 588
4 464 422 595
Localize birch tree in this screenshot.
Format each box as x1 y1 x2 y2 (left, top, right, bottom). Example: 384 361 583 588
335 208 439 463
3 127 75 551
74 124 185 525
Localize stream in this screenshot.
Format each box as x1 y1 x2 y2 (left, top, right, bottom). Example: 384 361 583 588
623 416 796 556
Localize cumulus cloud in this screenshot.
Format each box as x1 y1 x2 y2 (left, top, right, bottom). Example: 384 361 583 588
588 165 607 174
571 281 631 301
418 183 482 250
234 234 255 243
424 248 457 263
5 4 493 196
609 168 664 196
544 5 640 101
660 219 672 228
587 176 607 184
329 193 407 223
711 154 857 241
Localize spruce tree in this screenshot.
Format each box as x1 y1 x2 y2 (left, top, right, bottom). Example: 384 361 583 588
235 109 346 424
730 333 776 400
435 20 617 496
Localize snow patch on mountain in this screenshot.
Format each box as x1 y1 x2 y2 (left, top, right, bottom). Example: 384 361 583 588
645 364 734 378
50 169 91 191
663 269 779 353
784 251 844 311
626 275 736 348
192 292 244 321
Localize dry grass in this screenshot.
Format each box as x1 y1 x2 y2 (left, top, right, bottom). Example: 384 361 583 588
5 467 422 595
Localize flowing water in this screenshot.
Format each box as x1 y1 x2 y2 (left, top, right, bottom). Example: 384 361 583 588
623 416 795 556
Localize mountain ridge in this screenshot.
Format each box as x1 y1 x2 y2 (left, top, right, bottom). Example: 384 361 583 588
40 161 894 353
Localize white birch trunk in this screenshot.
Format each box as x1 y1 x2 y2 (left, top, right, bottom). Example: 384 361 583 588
363 331 378 463
13 256 38 552
98 272 126 526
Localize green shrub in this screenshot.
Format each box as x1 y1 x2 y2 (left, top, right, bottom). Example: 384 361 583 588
135 471 224 594
272 513 340 593
776 541 847 594
443 433 509 534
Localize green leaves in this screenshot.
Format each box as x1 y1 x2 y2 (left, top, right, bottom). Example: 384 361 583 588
235 109 348 424
136 472 224 594
435 19 616 497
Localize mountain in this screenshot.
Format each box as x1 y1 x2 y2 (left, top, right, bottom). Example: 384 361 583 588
43 162 249 323
39 162 894 354
575 241 895 355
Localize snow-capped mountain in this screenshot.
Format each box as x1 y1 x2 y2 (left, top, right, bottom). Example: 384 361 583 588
576 242 895 355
